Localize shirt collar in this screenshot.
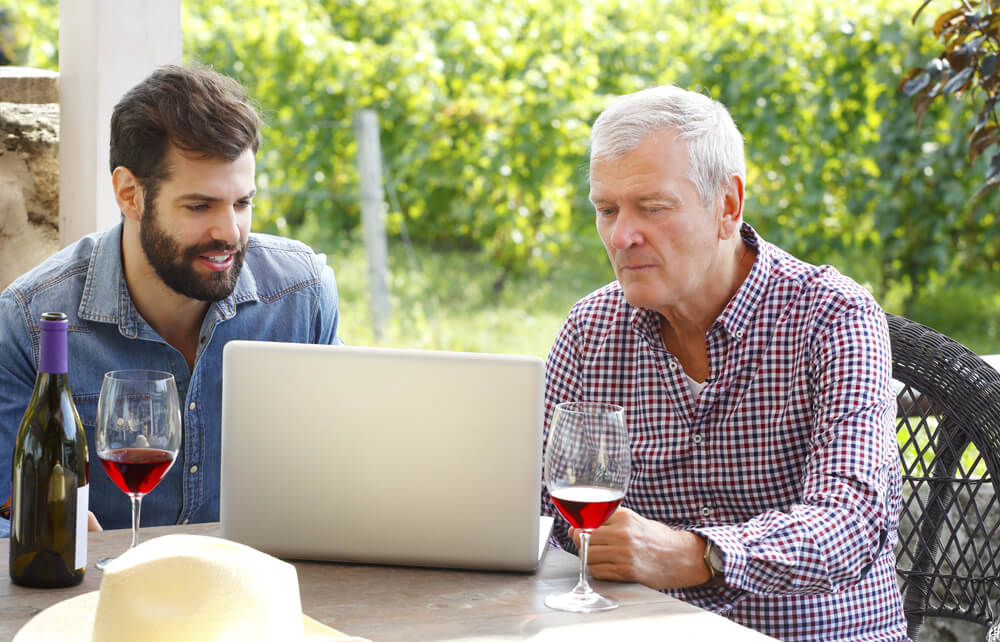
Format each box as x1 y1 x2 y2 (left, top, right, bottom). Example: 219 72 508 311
78 222 137 335
714 222 770 340
78 222 260 333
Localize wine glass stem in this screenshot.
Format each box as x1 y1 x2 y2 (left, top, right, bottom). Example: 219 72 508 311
129 494 143 549
575 530 594 595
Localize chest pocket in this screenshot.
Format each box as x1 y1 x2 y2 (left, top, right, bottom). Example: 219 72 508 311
72 394 99 431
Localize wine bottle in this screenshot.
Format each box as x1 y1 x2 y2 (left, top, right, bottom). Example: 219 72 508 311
9 312 89 587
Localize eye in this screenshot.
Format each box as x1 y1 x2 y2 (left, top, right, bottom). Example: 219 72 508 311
235 199 253 210
596 206 616 216
185 204 209 212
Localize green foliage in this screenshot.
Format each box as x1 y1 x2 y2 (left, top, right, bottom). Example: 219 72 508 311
0 0 57 68
3 0 998 347
181 0 606 280
900 0 1000 303
178 0 994 307
904 2 1000 194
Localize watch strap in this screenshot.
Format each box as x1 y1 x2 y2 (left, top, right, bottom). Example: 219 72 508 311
703 537 717 580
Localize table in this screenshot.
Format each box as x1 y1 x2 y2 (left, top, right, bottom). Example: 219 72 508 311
1 523 777 641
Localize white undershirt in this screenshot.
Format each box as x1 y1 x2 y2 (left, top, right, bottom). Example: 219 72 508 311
684 372 707 399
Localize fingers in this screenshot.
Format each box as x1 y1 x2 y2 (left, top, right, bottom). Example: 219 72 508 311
602 505 635 526
87 510 103 532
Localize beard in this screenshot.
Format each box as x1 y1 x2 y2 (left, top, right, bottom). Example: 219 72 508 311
139 197 247 302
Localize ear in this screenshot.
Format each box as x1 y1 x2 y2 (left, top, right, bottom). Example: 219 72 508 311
112 166 145 221
718 174 745 239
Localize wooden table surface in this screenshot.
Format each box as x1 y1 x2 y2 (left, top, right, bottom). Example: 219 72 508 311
1 523 777 641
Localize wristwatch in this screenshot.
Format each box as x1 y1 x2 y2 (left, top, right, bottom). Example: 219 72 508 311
703 537 725 581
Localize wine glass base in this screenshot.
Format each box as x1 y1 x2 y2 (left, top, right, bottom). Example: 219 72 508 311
95 556 117 570
545 590 620 613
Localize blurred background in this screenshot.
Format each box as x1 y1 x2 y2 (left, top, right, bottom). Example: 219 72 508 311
3 0 998 358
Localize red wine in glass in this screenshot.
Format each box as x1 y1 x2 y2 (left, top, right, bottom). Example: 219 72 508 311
95 370 182 570
99 448 175 496
550 486 624 530
543 401 630 613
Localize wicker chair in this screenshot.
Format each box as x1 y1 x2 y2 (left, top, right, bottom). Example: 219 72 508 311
888 313 1000 641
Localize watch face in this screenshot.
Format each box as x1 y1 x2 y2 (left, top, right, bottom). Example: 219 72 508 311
709 544 724 574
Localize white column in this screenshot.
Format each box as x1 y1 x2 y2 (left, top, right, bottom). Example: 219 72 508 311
58 0 181 247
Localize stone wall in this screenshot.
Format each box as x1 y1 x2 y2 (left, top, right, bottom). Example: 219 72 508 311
0 67 59 292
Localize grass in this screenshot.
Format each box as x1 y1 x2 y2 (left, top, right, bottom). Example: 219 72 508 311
316 234 1000 360
898 416 989 479
321 232 614 358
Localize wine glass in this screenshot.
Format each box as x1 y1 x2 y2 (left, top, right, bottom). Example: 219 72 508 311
94 370 181 569
544 401 631 613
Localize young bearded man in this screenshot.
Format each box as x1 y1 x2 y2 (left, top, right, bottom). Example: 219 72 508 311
541 86 907 641
0 65 341 536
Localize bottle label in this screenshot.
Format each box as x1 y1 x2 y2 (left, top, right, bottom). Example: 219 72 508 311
75 484 89 570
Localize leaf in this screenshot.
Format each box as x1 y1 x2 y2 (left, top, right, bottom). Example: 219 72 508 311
913 0 936 25
914 92 936 128
934 8 965 36
983 53 998 77
942 65 974 93
983 11 1000 36
926 57 950 81
975 177 1000 200
970 133 1000 163
969 122 999 145
903 71 931 96
946 43 973 70
979 152 1000 199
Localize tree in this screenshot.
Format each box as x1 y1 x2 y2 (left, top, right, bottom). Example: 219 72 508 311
902 1 1000 285
5 0 996 317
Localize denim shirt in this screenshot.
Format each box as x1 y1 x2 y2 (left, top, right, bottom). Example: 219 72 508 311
0 223 340 536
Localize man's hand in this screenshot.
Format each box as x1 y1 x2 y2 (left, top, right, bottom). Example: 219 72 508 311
569 506 711 590
88 511 103 532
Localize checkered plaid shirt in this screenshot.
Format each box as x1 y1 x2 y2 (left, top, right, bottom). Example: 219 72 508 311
542 224 908 641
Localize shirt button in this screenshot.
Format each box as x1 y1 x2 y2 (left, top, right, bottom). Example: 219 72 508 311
669 362 678 370
199 336 207 345
736 330 744 338
692 434 703 444
189 465 198 474
701 506 712 517
188 402 196 411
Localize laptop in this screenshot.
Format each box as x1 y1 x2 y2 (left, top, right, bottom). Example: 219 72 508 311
220 340 552 571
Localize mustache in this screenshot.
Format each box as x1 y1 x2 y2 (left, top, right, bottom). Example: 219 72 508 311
183 240 244 260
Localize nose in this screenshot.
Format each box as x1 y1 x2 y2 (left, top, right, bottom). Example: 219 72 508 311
211 206 241 247
609 209 643 250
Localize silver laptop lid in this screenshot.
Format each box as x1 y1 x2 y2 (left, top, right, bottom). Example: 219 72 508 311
220 341 546 571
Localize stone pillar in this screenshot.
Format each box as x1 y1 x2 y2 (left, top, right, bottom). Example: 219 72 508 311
58 0 181 246
0 67 60 291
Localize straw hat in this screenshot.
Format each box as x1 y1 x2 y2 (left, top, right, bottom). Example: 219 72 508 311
14 534 367 642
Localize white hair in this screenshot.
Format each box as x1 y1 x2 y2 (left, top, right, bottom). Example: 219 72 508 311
589 86 746 205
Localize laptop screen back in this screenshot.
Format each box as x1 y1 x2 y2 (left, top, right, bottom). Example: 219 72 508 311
220 341 546 571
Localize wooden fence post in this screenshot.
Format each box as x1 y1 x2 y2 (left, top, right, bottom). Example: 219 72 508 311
354 110 391 341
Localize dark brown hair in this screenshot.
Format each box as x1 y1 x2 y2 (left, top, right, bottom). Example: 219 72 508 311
109 64 261 198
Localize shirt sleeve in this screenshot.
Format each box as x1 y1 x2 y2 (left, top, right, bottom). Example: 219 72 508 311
540 311 584 550
0 290 38 539
694 301 899 598
311 255 342 346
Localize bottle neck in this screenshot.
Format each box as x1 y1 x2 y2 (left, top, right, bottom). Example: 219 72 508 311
39 323 68 375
